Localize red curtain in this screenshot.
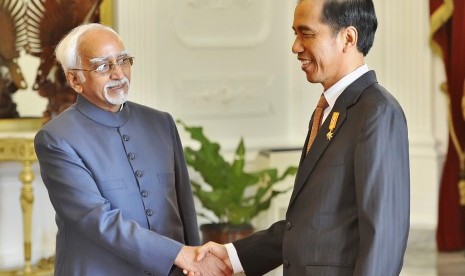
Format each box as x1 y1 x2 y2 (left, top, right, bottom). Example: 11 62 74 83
431 0 465 251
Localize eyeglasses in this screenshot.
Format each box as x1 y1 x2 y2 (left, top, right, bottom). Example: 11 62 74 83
70 56 135 75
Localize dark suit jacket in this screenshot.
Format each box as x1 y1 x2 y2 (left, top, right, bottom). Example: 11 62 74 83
234 71 410 276
34 96 200 276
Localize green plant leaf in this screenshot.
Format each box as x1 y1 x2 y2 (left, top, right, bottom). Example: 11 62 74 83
177 119 298 226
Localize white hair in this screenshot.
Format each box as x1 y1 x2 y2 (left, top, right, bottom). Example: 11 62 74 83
55 23 121 74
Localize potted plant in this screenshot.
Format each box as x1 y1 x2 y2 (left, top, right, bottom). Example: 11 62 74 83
177 120 298 243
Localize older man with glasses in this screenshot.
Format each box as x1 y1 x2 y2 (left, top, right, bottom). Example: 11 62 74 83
34 23 230 276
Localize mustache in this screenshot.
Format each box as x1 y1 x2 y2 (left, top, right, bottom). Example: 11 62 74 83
104 77 129 90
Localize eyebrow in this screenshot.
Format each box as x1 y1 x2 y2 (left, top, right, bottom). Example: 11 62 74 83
89 50 129 64
292 25 315 33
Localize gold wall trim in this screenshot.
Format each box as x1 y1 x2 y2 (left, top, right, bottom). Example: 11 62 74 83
0 118 45 133
100 0 115 28
0 138 37 162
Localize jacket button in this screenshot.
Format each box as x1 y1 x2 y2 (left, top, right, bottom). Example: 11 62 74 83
286 221 292 230
145 209 153 216
141 190 149 197
135 170 143 178
128 153 135 160
283 259 289 268
122 135 130 141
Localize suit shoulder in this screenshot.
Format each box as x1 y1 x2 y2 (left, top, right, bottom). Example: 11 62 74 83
126 101 172 121
36 106 80 136
352 84 408 129
361 83 404 114
125 102 178 134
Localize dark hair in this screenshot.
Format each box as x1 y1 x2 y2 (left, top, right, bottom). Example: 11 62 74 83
321 0 377 56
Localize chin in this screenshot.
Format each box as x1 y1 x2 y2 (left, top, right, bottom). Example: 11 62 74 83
305 74 317 83
305 70 322 84
106 94 128 106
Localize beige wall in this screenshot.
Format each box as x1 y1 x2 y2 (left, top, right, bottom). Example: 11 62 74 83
1 0 446 269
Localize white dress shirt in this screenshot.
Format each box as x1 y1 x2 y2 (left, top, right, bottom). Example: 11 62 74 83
321 64 369 124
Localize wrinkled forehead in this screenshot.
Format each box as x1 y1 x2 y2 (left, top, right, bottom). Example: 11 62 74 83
293 0 325 28
78 29 126 62
295 0 324 18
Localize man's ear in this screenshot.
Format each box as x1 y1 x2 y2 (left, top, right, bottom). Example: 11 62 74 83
342 26 358 53
66 71 83 93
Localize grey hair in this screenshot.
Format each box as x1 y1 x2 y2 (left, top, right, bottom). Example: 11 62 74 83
55 23 121 74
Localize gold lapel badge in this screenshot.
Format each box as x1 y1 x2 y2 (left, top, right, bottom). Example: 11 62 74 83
326 112 339 140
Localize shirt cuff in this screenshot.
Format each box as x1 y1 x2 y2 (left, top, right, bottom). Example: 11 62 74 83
225 243 244 274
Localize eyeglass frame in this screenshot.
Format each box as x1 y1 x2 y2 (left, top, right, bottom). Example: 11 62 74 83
69 56 135 75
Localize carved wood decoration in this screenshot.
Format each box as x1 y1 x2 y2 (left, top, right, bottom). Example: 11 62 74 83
0 0 103 120
0 0 27 118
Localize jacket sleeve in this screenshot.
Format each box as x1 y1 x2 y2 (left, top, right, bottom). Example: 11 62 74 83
353 98 410 275
169 115 200 246
233 220 285 275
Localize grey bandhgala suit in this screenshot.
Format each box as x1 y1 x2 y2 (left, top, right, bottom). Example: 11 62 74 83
34 95 199 276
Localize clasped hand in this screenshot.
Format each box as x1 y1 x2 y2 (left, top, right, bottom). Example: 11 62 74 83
175 242 232 276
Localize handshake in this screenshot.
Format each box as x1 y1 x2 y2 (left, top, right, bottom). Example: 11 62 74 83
175 242 235 276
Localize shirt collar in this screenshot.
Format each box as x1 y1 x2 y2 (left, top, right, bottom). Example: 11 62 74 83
323 64 369 109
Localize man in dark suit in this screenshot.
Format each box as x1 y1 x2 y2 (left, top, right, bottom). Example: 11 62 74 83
34 23 230 275
196 0 410 275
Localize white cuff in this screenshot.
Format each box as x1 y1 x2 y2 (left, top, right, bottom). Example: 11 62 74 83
225 243 244 274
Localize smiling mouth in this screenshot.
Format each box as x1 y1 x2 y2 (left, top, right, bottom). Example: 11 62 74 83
110 84 123 90
300 59 313 70
107 83 126 91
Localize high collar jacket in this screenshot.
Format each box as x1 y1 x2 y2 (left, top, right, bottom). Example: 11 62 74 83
35 95 199 276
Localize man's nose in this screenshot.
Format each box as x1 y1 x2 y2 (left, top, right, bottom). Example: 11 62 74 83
292 37 303 54
110 63 126 79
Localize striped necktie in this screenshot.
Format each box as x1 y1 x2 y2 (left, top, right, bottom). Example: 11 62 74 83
306 94 329 154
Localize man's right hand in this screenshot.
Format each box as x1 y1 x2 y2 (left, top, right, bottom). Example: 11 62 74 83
175 245 232 276
196 241 230 263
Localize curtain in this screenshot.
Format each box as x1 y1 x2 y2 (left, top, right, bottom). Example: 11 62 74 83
430 0 465 251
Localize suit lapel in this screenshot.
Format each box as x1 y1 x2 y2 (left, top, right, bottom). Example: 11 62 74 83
298 117 313 167
288 71 378 207
289 109 348 205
